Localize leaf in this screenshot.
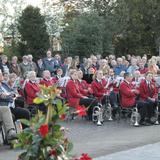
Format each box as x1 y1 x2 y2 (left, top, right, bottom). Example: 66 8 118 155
20 119 31 126
67 142 73 153
52 115 59 121
23 127 33 133
33 97 44 104
13 142 23 149
32 135 42 144
53 125 61 132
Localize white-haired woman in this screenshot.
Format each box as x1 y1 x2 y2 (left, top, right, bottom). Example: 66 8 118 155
148 57 159 75
24 71 45 114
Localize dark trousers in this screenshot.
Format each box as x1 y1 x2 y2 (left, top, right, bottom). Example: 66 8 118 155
127 101 148 122
100 92 118 108
109 91 118 108
15 97 25 108
79 98 98 119
136 101 148 121
28 103 47 115
145 99 157 119
10 107 30 129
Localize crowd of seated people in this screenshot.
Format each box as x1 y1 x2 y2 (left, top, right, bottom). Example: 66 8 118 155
0 50 160 141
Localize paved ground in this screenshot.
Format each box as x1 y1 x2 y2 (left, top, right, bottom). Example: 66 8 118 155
95 142 160 160
0 118 160 160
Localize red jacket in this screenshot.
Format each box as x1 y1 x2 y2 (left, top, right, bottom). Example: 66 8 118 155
91 79 108 100
77 79 93 96
139 68 148 74
139 79 158 101
25 81 40 105
66 79 84 107
119 80 136 108
39 78 57 87
108 77 120 93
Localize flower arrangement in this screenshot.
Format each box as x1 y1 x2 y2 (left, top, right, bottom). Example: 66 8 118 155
14 85 92 160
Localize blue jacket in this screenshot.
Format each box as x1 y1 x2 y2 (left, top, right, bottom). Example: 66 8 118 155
42 58 59 75
114 65 127 75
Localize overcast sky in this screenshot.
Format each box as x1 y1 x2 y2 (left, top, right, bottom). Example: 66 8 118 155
25 0 41 6
25 0 59 6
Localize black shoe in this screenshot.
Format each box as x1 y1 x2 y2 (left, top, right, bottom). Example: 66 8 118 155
139 121 151 126
145 119 154 125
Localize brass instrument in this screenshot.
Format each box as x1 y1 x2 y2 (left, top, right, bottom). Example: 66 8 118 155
92 104 103 126
103 94 113 121
130 107 140 126
154 106 159 125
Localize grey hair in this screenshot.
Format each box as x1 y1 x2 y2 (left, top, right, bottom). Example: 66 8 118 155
27 71 36 79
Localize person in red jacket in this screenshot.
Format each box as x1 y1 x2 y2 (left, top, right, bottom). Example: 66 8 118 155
108 69 119 94
119 73 138 107
24 71 46 114
40 70 63 101
107 69 120 108
39 70 57 87
66 69 98 120
77 70 93 97
91 70 118 109
91 70 108 102
138 61 148 75
119 72 149 125
139 72 158 123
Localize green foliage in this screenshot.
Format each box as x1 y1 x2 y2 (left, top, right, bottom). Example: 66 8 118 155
113 0 160 55
17 5 50 58
61 12 115 57
14 85 72 160
3 44 21 59
61 0 160 56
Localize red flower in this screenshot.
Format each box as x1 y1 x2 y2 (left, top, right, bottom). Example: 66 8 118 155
80 153 92 160
76 106 87 117
60 114 66 120
49 149 57 157
38 124 49 137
